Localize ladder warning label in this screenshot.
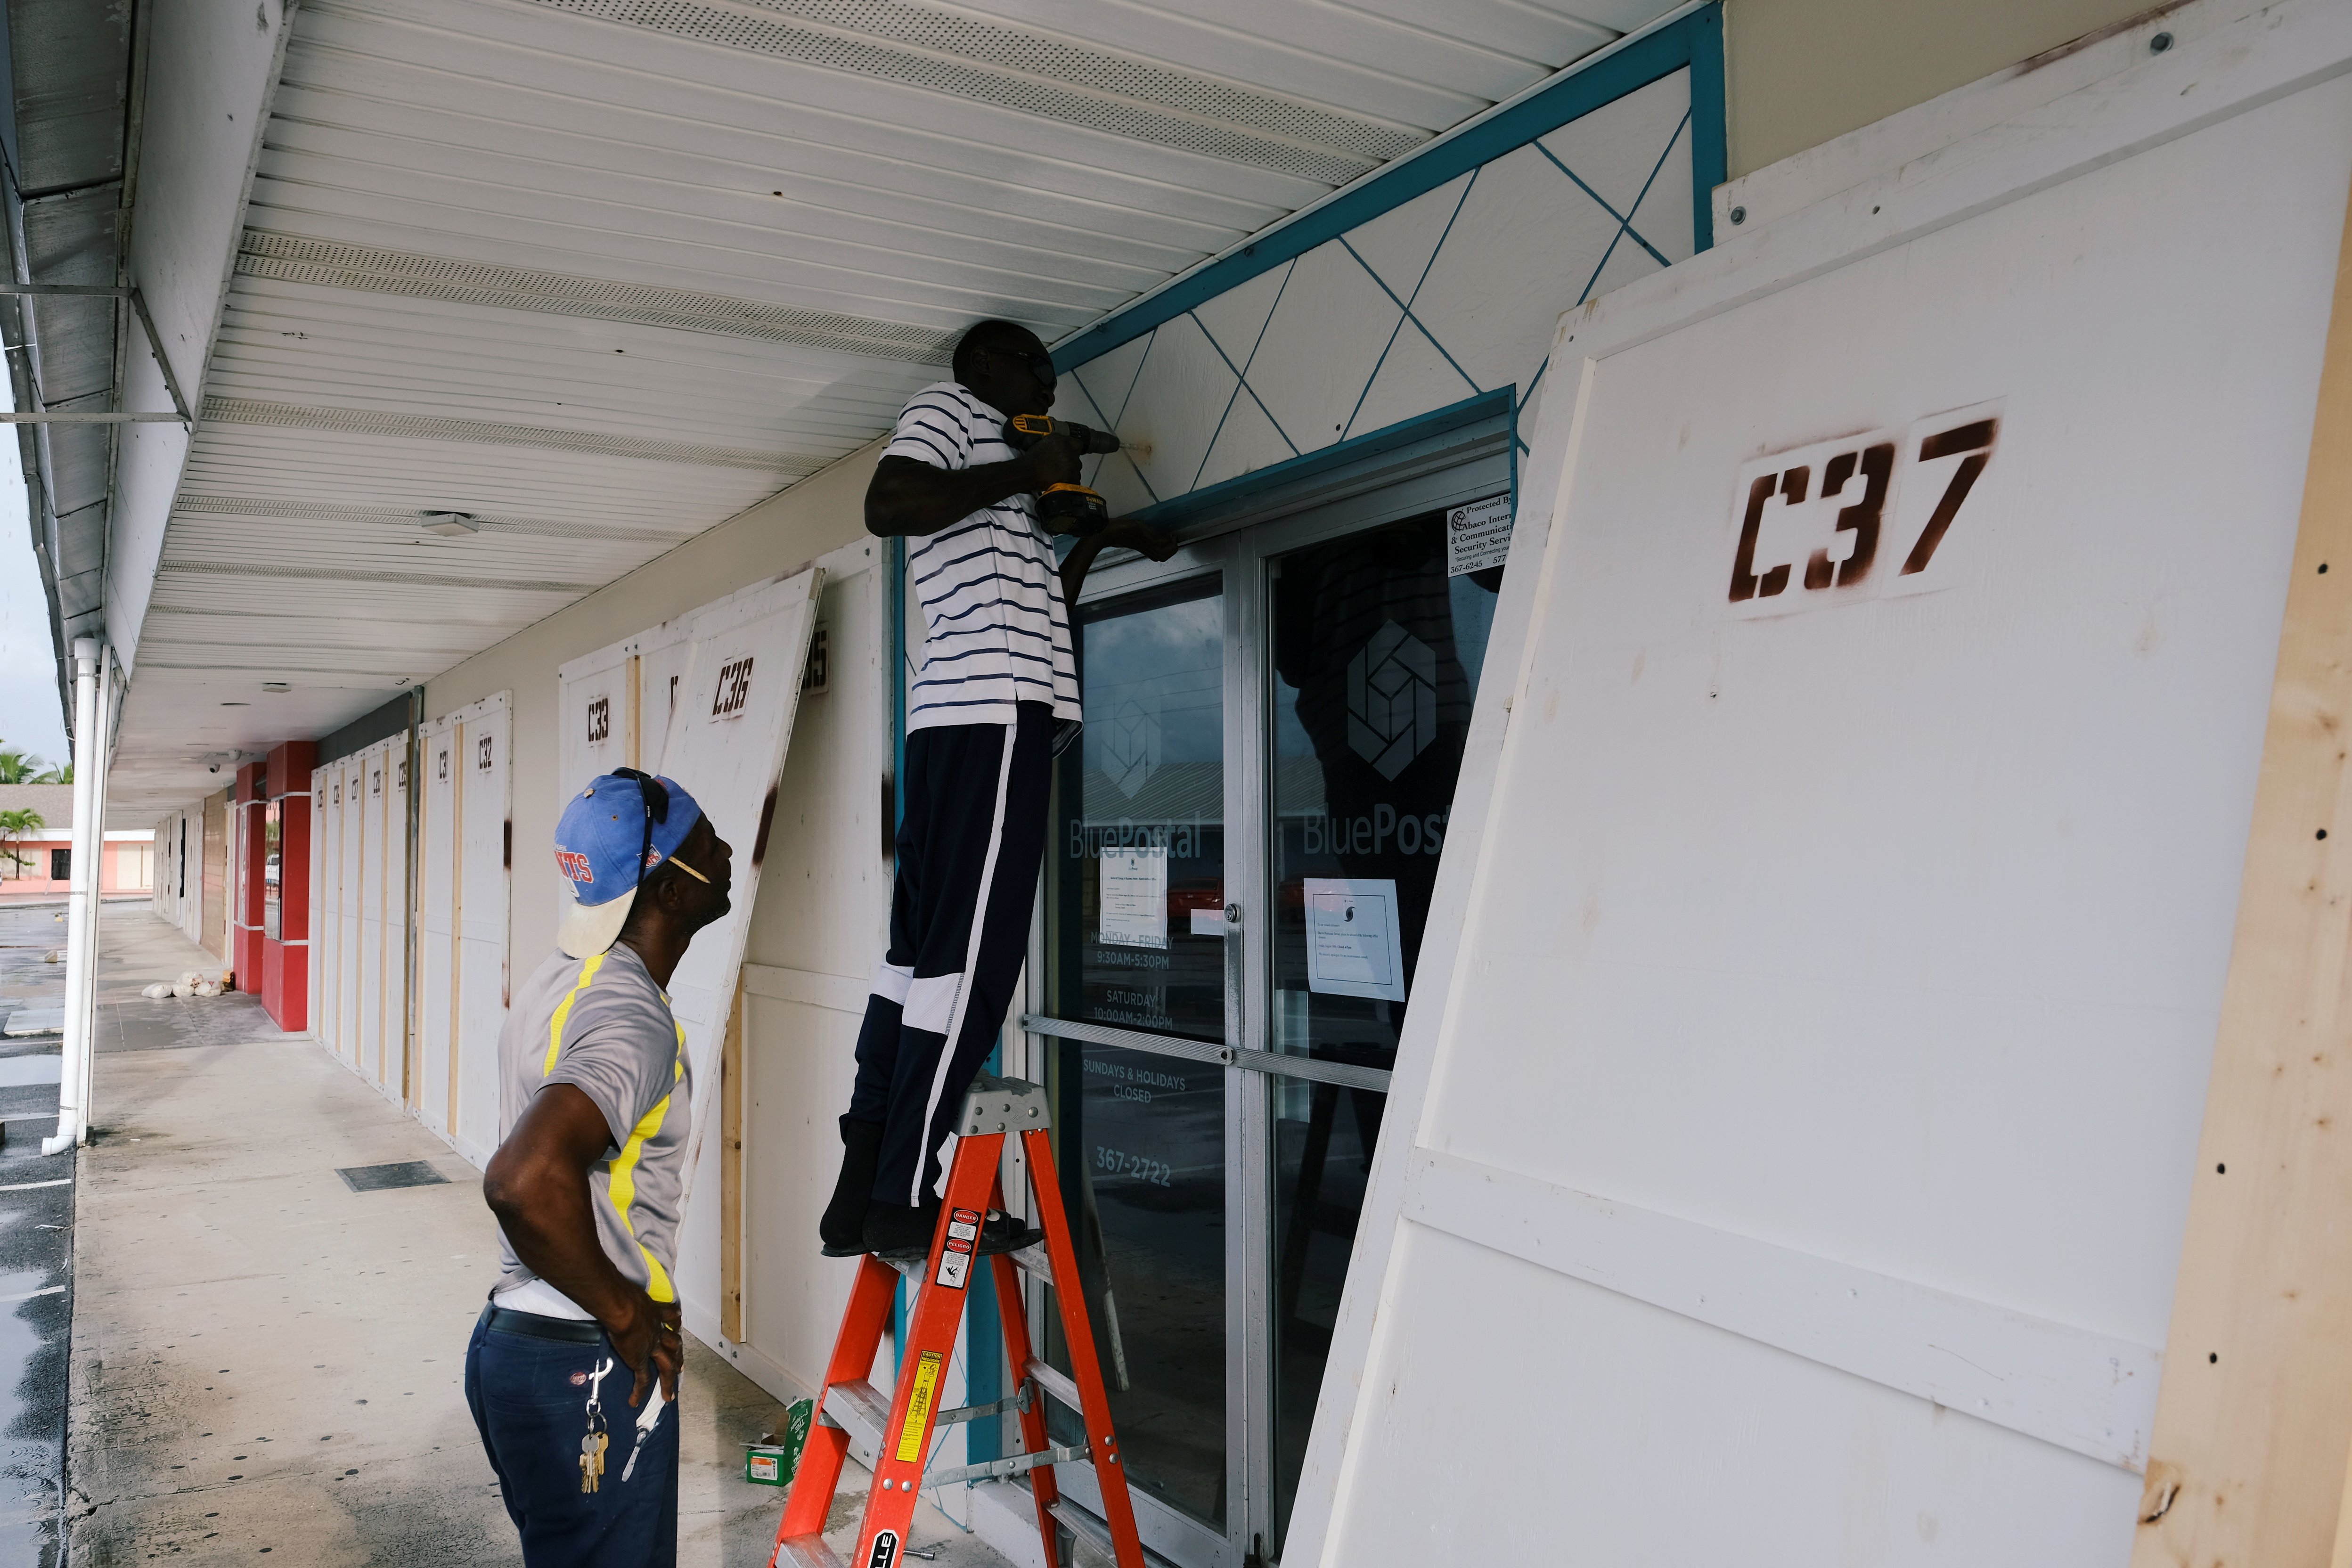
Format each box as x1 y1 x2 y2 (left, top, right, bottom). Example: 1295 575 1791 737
935 1239 972 1291
896 1351 944 1463
936 1208 980 1289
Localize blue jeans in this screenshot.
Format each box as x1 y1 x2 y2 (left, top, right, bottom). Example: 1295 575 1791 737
465 1306 679 1568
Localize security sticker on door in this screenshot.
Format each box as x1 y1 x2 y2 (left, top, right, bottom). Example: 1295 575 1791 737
1446 493 1513 577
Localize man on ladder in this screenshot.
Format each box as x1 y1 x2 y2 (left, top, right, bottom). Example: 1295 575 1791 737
820 319 1174 1260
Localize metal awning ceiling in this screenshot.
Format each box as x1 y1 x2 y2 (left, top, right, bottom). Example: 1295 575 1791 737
1 0 138 721
12 0 1681 816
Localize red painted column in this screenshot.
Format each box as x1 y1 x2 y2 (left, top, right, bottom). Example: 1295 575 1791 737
261 739 315 1032
233 761 267 992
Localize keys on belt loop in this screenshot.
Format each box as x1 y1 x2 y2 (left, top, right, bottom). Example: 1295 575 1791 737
580 1356 614 1494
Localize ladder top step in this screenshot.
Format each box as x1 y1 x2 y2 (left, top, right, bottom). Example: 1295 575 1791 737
957 1072 1050 1136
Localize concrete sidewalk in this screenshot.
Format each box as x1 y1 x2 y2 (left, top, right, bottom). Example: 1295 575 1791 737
66 911 1022 1567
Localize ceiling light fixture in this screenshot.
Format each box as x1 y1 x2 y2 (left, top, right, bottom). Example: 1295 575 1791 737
261 681 291 693
420 510 479 536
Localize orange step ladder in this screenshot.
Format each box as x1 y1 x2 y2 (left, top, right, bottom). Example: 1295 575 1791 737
771 1073 1148 1568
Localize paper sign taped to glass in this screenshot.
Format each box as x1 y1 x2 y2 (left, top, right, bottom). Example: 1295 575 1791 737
1099 847 1168 949
1304 877 1405 1001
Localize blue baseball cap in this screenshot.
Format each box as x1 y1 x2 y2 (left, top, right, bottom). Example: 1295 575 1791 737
553 770 706 958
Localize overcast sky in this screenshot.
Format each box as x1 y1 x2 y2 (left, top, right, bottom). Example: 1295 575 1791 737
0 444 68 768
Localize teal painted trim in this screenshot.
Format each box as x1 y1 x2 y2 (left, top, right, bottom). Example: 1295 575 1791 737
1686 1 1727 253
1053 4 1724 375
1128 388 1512 534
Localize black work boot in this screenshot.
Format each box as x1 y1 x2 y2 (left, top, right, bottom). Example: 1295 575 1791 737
818 1120 884 1257
863 1200 1043 1263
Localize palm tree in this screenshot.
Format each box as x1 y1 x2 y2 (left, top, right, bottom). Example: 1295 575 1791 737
0 747 67 784
0 808 44 881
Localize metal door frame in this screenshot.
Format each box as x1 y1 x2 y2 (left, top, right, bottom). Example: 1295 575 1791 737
1020 417 1512 1565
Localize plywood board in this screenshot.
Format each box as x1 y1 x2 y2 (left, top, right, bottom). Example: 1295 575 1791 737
455 696 510 1168
1290 6 2352 1562
417 713 459 1139
641 569 825 1332
2137 166 2352 1568
721 976 744 1345
556 635 633 808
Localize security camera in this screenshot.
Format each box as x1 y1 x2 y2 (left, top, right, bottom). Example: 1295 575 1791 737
209 764 220 774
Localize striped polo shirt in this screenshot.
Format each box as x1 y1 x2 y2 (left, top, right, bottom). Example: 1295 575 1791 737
885 382 1081 730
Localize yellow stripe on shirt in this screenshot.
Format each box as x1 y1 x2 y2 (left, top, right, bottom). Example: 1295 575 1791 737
607 1019 688 1303
543 952 606 1077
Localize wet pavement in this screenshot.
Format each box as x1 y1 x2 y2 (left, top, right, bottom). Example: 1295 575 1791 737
0 904 77 1568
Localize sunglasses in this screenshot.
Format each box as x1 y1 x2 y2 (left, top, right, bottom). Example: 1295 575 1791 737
611 767 710 889
990 346 1057 386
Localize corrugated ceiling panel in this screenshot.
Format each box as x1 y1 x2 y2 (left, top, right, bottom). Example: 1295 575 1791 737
106 0 1677 813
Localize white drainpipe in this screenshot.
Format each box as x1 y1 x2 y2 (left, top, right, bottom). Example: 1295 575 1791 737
73 648 117 1145
46 638 102 1157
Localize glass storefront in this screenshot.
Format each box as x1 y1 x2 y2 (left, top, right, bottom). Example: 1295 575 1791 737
1043 576 1230 1528
1026 439 1510 1564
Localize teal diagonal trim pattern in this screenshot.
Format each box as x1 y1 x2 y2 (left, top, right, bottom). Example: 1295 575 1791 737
1340 169 1482 443
1194 259 1298 491
1188 309 1299 459
1070 326 1161 503
1532 140 1670 269
1574 111 1689 307
1338 235 1481 404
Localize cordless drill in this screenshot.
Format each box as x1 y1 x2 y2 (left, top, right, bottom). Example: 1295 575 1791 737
1003 414 1121 535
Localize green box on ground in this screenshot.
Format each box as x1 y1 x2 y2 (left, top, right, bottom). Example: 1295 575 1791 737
746 1396 814 1486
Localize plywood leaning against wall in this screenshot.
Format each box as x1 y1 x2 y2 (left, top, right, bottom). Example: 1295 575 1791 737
2146 103 2352 1568
417 693 512 1168
307 774 327 1058
649 569 824 1343
728 542 890 1408
1287 4 2352 1563
556 621 694 804
552 567 829 1349
318 737 412 1101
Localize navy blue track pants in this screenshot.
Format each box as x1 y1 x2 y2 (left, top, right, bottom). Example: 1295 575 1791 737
848 702 1055 1205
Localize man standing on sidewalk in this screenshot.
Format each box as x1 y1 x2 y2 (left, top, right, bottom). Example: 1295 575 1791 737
467 768 732 1568
818 319 1175 1259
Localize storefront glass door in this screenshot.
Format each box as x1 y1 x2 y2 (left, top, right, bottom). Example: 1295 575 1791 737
1042 576 1231 1532
1029 437 1510 1565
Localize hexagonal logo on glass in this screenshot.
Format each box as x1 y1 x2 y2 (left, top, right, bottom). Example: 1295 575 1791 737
1347 619 1438 780
1099 687 1161 800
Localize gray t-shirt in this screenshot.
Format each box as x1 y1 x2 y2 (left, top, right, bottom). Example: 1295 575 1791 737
492 943 693 1307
